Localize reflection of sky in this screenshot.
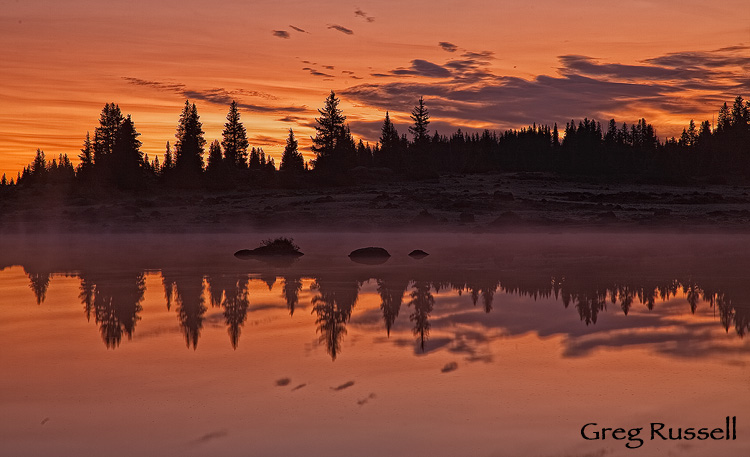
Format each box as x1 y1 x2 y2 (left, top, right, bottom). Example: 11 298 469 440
1 267 749 457
1 1 749 176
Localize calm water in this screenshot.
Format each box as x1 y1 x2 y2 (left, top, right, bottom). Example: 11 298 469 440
1 233 749 456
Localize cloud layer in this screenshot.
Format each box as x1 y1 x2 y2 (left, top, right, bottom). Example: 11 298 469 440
344 45 750 136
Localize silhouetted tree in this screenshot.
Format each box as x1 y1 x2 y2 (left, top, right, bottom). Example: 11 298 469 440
280 128 305 173
221 101 249 169
111 115 144 189
311 91 355 172
93 103 124 169
409 96 430 146
174 101 205 178
206 139 224 173
77 132 94 179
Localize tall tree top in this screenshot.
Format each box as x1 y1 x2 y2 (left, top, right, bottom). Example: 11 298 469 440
409 96 430 144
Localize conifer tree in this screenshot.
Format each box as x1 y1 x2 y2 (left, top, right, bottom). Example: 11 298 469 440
112 115 144 188
280 129 305 172
174 101 206 175
221 101 249 169
77 132 94 178
93 103 124 166
207 140 224 173
163 141 174 171
311 91 352 171
249 147 261 170
408 96 430 145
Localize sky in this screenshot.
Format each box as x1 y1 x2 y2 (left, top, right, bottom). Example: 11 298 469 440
0 0 749 177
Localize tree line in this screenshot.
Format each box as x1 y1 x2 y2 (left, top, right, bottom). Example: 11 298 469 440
1 92 749 193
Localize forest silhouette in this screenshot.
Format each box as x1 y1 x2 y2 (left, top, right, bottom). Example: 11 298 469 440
1 92 749 195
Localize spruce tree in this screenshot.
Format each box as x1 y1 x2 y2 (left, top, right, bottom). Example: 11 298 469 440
163 141 174 171
311 91 351 171
408 96 430 145
221 101 249 169
77 132 94 178
280 129 305 173
207 140 224 173
174 101 206 176
93 103 124 166
112 115 144 188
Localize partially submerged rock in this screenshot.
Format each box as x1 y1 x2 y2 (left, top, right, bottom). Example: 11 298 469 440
408 249 429 259
349 247 391 265
234 237 304 260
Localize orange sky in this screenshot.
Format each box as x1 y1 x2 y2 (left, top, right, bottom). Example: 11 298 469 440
1 0 749 177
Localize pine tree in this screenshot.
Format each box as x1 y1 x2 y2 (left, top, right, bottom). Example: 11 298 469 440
163 141 174 171
207 139 224 173
174 101 206 175
112 115 144 188
248 147 260 170
311 91 351 171
280 129 305 173
408 96 430 145
93 103 124 166
77 132 94 178
221 101 249 169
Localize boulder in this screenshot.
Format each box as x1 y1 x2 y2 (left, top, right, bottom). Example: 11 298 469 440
349 247 391 265
408 249 429 259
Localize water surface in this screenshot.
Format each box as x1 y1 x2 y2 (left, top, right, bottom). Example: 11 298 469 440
1 233 748 456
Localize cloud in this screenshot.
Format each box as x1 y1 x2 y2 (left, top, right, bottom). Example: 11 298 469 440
354 8 375 22
439 42 458 53
272 30 290 39
322 65 335 70
289 25 307 33
392 59 452 78
123 77 307 114
328 24 353 35
302 67 334 77
342 45 750 137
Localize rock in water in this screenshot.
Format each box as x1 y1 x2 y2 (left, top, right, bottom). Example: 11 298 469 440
349 247 391 265
408 249 429 259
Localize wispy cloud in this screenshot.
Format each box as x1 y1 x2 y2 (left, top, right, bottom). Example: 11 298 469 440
289 25 307 33
354 8 375 22
123 77 307 114
328 24 353 35
439 42 458 53
302 67 334 77
272 30 290 39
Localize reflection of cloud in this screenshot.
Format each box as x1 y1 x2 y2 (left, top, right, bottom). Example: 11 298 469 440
123 77 306 114
342 45 750 135
328 24 353 35
289 25 307 33
439 42 458 53
272 30 290 39
331 381 355 391
354 8 375 22
191 430 228 444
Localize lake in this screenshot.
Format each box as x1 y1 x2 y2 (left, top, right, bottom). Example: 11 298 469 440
1 232 748 456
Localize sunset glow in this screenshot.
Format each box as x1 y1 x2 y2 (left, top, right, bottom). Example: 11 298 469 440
1 0 749 177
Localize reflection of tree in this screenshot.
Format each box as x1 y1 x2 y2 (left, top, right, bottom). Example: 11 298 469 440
223 276 249 349
311 279 358 360
87 273 146 349
282 276 302 316
377 278 407 336
174 276 207 350
25 268 51 305
573 292 607 325
409 281 435 351
79 274 95 321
